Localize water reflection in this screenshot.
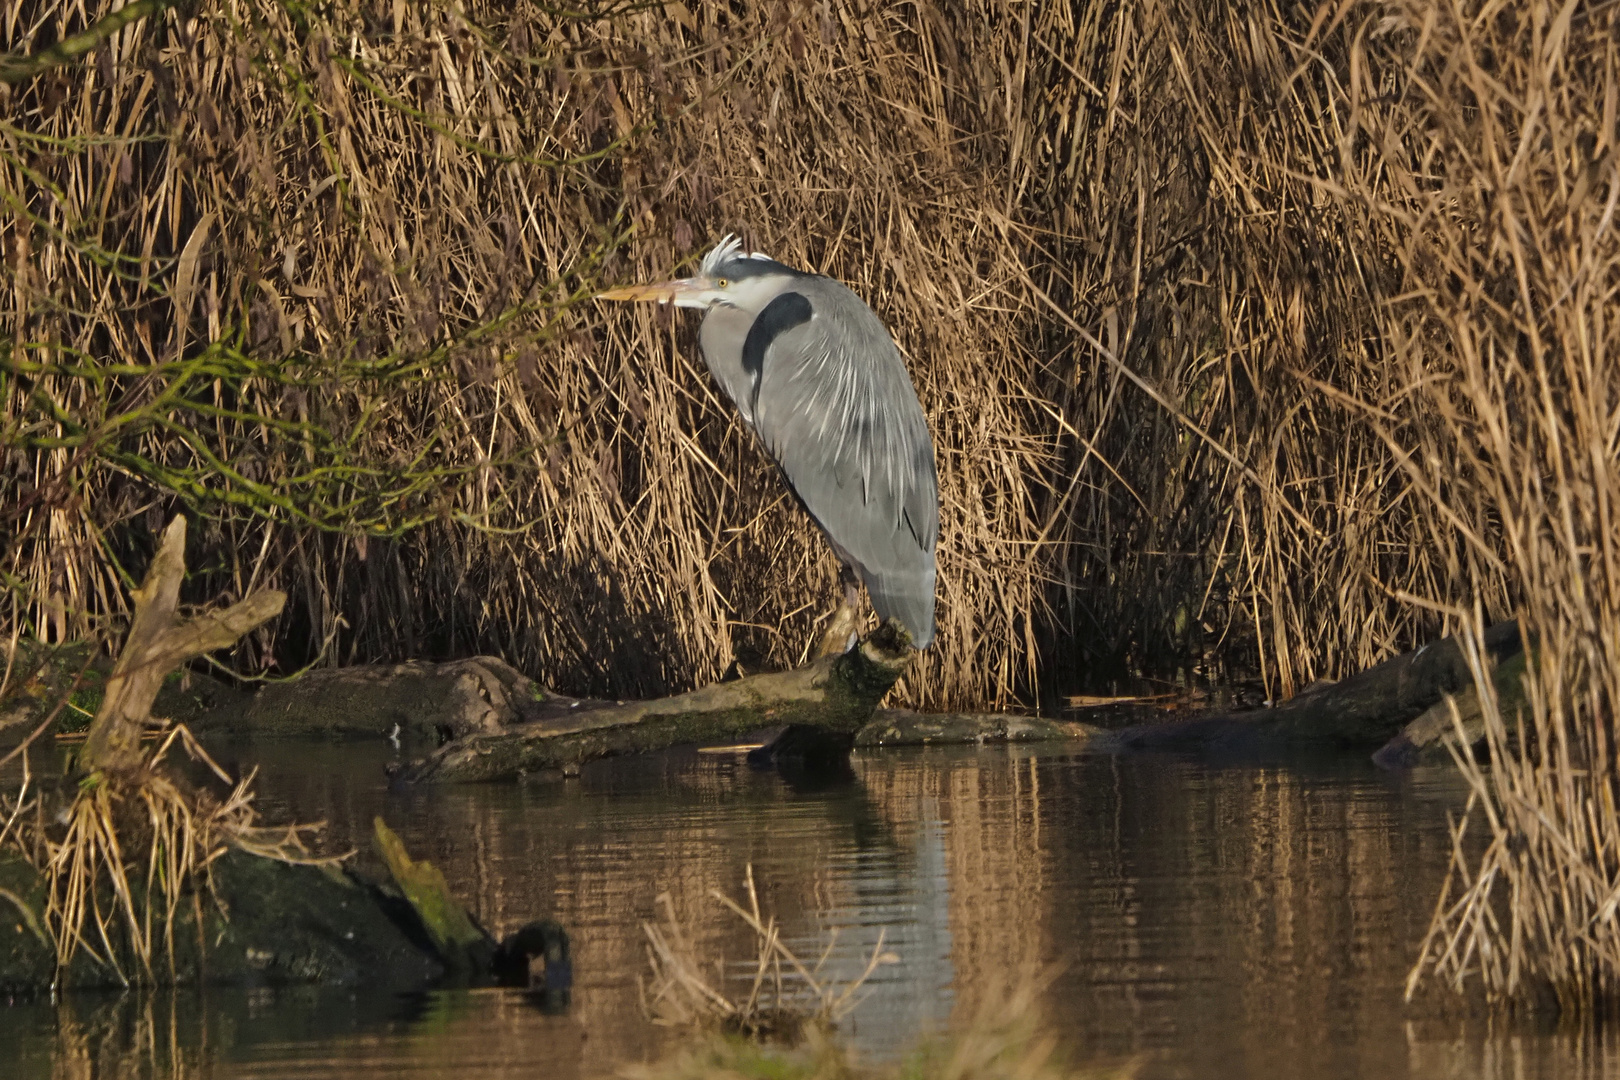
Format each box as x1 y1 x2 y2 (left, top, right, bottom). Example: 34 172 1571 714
4 743 1617 1078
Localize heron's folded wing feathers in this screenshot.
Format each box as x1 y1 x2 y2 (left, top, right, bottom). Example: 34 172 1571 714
749 281 938 643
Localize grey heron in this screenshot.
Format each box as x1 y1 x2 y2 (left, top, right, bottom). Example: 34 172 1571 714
599 235 938 648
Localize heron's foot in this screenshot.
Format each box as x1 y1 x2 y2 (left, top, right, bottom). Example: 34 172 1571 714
814 598 861 658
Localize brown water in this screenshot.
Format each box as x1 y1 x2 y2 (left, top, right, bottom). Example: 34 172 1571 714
3 741 1616 1079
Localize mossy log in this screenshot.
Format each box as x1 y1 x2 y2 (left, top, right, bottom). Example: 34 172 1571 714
395 623 916 783
0 824 569 995
0 844 441 994
1098 621 1523 756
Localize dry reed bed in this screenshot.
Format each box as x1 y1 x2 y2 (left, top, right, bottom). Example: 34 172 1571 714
1 0 1064 707
4 0 1470 709
3 0 1620 1004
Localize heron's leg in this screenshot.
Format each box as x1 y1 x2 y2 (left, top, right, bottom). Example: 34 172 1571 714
814 566 863 658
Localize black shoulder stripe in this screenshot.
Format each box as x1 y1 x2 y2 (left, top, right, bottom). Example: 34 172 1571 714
742 291 813 411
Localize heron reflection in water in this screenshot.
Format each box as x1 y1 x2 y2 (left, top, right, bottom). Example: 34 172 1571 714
600 236 938 651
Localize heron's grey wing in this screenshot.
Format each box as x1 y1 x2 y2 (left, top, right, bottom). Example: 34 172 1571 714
748 282 938 646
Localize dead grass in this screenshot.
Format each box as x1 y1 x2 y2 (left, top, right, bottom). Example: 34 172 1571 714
626 1001 1137 1080
639 865 897 1037
1096 0 1620 1009
1325 1 1620 1012
2 723 331 984
1131 0 1619 1011
1 0 1059 708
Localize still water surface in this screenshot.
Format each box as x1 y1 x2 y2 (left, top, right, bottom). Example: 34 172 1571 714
3 741 1615 1078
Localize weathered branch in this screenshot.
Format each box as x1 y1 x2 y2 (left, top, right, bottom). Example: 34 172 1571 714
175 656 533 746
80 516 285 773
395 622 916 783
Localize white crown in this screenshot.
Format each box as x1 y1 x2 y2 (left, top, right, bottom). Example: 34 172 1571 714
699 234 772 276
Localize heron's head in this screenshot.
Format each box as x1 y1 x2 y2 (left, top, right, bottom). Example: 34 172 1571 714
597 235 800 314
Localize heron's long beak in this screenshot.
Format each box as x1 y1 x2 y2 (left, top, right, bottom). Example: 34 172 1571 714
596 277 714 308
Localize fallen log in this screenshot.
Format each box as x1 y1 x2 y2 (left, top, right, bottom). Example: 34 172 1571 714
1098 621 1523 755
195 655 542 745
154 611 1522 772
394 622 916 783
1371 647 1530 768
856 709 1100 747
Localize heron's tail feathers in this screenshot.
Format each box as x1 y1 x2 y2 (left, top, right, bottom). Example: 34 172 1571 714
864 568 936 649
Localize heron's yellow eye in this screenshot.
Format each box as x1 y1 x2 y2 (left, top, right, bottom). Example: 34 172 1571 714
716 278 730 288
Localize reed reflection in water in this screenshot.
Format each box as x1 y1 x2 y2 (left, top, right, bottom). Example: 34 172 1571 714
2 743 1615 1079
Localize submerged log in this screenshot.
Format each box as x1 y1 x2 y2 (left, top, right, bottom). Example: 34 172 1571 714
395 622 916 783
856 709 1101 747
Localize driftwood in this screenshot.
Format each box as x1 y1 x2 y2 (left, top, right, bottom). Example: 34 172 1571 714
81 517 285 774
395 623 916 783
1097 621 1524 756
